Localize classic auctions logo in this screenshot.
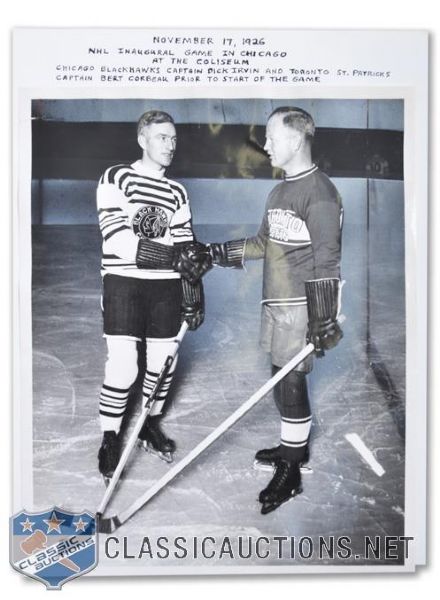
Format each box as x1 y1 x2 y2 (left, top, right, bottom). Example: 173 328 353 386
132 206 168 238
10 508 97 589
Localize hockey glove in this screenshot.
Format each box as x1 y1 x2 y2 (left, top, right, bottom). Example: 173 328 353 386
305 278 343 357
181 278 204 330
136 238 175 269
136 239 212 285
173 241 212 284
209 239 246 267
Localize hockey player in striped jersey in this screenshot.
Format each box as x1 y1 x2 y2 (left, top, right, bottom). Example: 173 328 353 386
209 107 343 513
97 110 211 479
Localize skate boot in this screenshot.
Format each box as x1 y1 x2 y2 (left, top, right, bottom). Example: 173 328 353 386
98 431 120 485
254 445 311 474
138 416 176 463
258 458 303 514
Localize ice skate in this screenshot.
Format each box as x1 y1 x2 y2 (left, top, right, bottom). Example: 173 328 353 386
98 431 120 485
253 445 312 474
138 416 176 463
259 458 303 514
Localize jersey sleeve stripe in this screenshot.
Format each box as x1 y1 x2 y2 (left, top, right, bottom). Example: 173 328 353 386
170 219 192 229
103 224 131 241
169 182 187 205
99 213 126 225
98 207 123 215
99 213 126 226
105 164 129 186
100 220 127 236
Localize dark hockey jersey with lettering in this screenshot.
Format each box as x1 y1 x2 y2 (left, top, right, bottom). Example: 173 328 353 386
96 161 194 279
244 165 343 306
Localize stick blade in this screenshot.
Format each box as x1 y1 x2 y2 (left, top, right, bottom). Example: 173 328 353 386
97 514 122 534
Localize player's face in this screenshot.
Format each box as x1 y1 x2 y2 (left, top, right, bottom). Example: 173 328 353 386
139 122 177 169
264 115 298 171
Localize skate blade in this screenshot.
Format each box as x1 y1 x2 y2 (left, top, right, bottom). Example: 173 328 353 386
260 486 303 515
253 460 313 475
138 439 174 463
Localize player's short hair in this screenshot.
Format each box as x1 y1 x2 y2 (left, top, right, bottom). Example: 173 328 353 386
137 110 175 136
269 106 315 142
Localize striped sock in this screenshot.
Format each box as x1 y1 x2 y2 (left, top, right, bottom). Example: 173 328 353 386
280 415 312 461
99 383 130 432
142 368 175 417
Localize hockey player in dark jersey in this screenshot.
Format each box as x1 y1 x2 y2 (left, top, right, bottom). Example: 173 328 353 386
96 110 211 479
209 107 343 514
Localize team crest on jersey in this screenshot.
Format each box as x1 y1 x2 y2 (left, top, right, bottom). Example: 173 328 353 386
268 208 311 245
132 206 168 239
10 507 97 589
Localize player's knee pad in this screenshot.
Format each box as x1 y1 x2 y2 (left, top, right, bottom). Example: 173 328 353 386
104 337 139 388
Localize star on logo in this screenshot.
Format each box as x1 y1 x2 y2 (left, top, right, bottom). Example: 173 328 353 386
73 518 88 532
43 512 65 534
20 517 35 532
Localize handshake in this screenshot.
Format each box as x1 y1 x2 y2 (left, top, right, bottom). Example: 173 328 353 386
136 238 246 284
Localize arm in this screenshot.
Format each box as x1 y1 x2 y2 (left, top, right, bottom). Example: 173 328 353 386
210 204 269 267
243 211 269 260
97 179 138 261
168 182 194 245
303 189 343 355
304 195 342 279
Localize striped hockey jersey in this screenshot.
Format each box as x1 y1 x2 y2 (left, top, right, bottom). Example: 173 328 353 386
244 165 343 306
97 161 194 279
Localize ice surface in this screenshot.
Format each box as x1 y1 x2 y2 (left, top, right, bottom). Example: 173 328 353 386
30 224 406 569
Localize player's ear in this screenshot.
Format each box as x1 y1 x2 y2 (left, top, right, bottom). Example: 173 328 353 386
291 130 302 153
137 133 146 151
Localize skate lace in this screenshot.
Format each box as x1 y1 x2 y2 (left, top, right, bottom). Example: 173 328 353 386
268 461 290 490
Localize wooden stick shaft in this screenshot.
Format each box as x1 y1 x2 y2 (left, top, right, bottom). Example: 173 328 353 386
117 342 315 525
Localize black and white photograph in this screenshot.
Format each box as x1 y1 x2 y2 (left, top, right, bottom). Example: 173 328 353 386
12 27 428 578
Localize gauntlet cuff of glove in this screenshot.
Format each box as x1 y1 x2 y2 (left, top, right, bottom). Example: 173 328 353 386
211 238 246 267
181 277 203 306
136 238 175 269
305 278 340 323
181 279 204 330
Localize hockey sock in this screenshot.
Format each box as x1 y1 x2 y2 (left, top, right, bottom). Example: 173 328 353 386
144 338 178 417
273 367 312 462
99 337 139 432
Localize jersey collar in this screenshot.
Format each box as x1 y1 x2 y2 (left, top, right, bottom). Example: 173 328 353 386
131 160 166 181
284 164 318 181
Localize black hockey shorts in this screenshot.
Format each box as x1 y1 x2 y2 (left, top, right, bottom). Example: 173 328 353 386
102 274 183 341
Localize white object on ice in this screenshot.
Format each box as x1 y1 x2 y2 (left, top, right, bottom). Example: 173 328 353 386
345 433 385 477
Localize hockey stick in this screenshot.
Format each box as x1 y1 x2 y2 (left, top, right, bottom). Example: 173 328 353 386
96 320 189 519
98 341 315 533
